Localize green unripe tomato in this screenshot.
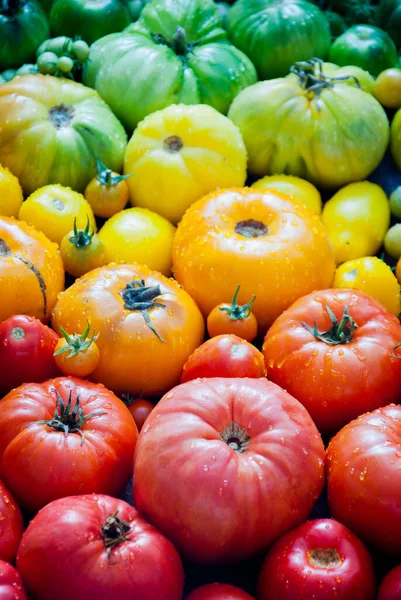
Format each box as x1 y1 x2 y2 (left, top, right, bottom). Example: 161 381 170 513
1 69 16 82
71 40 90 61
390 186 401 219
384 223 401 259
37 51 59 75
45 36 72 55
36 39 50 57
57 56 74 73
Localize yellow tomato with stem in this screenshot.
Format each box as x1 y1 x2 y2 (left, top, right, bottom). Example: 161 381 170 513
251 175 322 215
19 184 96 245
0 166 23 218
84 158 133 219
59 218 106 279
333 256 400 316
98 207 176 276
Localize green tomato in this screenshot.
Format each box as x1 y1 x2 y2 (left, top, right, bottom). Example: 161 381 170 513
37 51 59 75
45 36 73 55
83 0 257 132
391 109 401 171
50 0 132 46
71 40 90 61
126 0 149 21
329 25 398 78
1 69 16 82
15 64 39 76
226 0 331 80
376 0 401 49
390 187 401 219
57 56 74 73
0 0 49 70
384 223 401 259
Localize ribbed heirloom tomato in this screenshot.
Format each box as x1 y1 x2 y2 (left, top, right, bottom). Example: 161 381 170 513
172 188 335 332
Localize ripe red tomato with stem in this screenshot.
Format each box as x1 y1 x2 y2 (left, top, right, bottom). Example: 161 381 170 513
17 494 184 600
0 480 23 564
180 334 266 383
0 560 27 600
207 285 258 342
186 583 255 600
378 565 401 600
54 320 100 378
258 519 375 600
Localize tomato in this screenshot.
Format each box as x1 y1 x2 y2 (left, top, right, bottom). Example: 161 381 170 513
0 480 23 564
207 286 258 342
389 186 401 219
19 184 97 246
374 68 401 108
378 565 401 600
186 583 255 600
54 321 100 378
391 109 401 173
84 158 131 219
173 188 335 332
257 519 375 600
385 224 401 260
17 494 184 600
98 208 176 276
125 398 154 431
133 378 325 564
59 219 106 279
52 264 205 397
0 166 23 218
0 217 64 323
321 182 390 265
251 175 322 215
124 104 247 224
0 561 27 600
263 289 401 435
326 404 401 554
333 257 401 316
0 377 138 513
181 335 266 383
0 315 60 394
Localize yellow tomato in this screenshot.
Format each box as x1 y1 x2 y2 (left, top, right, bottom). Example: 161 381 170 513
98 207 176 276
384 223 401 259
321 182 390 265
333 256 400 316
251 175 322 215
60 220 106 279
19 184 96 245
124 104 247 224
374 68 401 109
0 166 23 218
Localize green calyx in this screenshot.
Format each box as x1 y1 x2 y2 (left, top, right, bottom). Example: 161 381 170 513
102 510 132 560
69 217 94 249
119 279 167 343
302 304 357 345
291 58 361 104
54 320 99 358
96 158 134 187
220 285 256 321
151 26 194 58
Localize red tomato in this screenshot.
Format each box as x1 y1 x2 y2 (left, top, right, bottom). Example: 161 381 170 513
263 289 401 435
186 583 255 600
378 565 401 600
326 405 401 554
133 378 325 564
258 519 375 600
0 480 23 564
0 377 138 513
0 315 59 394
127 399 154 431
0 560 27 600
180 335 266 383
17 494 184 600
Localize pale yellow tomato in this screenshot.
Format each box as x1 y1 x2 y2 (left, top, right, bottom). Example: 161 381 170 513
98 207 176 276
333 256 400 316
384 223 401 259
321 182 390 265
124 104 247 224
251 174 322 215
0 165 23 218
19 184 96 245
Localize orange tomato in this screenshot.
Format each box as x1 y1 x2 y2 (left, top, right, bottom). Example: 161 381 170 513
59 219 106 279
54 321 100 378
207 285 258 342
172 188 335 331
84 159 131 219
0 217 64 323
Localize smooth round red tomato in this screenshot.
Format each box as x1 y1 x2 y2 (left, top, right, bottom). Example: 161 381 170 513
378 565 401 600
258 519 375 600
127 399 154 432
0 377 138 513
186 583 255 600
133 378 325 564
0 480 23 564
17 494 184 600
207 285 258 342
0 561 27 600
0 315 60 394
180 335 266 383
263 289 401 435
326 405 401 554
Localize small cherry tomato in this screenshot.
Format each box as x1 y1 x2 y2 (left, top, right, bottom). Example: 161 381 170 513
186 583 255 600
84 158 132 219
71 40 90 61
54 321 100 378
59 217 106 279
207 285 258 342
57 56 74 73
123 398 154 431
374 68 401 109
37 52 58 75
385 223 401 259
180 334 267 383
378 565 401 600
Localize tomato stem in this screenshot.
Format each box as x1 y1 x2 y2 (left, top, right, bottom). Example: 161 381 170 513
302 304 357 345
96 158 134 187
102 511 132 561
54 320 99 358
69 217 95 249
119 280 168 342
220 422 251 453
220 285 256 321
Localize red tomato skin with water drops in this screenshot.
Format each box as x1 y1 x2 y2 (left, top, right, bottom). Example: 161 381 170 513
17 494 184 600
257 519 375 600
0 480 23 564
0 560 27 600
378 565 401 600
327 405 401 554
186 583 255 600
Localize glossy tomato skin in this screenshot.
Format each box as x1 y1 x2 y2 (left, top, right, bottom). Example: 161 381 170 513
180 335 266 383
378 565 401 600
258 519 375 600
0 315 60 394
0 560 27 600
127 399 154 431
0 480 23 564
263 289 401 435
54 338 100 378
207 307 258 342
134 378 325 564
186 583 254 600
0 377 138 513
326 405 401 554
17 494 184 600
